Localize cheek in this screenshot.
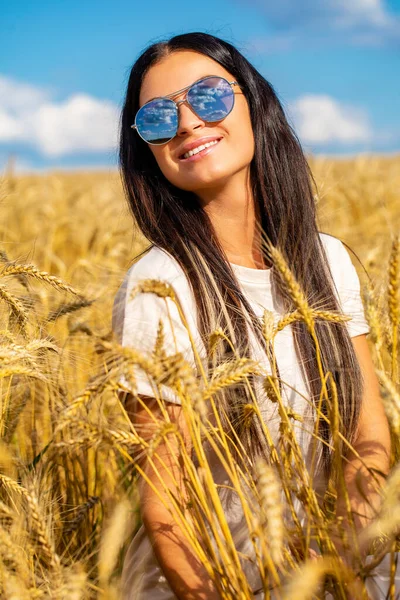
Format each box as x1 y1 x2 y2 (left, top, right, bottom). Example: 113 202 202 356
150 148 174 178
242 119 255 155
243 109 255 151
229 102 255 158
233 124 255 168
149 146 193 189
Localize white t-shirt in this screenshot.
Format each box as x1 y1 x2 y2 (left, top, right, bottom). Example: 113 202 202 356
112 232 370 599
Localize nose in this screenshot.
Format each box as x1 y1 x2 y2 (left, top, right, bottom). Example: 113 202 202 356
175 99 204 137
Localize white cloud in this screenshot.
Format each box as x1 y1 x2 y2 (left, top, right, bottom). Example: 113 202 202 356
287 95 373 144
32 94 119 156
243 0 394 28
0 158 118 175
242 0 399 49
0 75 119 157
0 108 25 140
0 76 51 112
333 0 391 28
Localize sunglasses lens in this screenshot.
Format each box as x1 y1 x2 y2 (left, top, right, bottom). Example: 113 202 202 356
187 76 234 122
134 76 235 144
135 98 177 144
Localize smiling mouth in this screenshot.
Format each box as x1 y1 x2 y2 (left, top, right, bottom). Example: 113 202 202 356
178 138 223 160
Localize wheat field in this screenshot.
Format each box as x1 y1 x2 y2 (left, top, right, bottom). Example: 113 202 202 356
0 154 399 599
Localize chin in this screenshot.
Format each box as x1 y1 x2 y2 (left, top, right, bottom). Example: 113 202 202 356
189 171 234 189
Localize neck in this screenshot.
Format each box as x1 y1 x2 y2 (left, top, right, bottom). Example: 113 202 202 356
195 168 267 269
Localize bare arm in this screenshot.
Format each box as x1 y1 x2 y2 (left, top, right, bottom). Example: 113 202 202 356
125 393 221 600
336 334 391 553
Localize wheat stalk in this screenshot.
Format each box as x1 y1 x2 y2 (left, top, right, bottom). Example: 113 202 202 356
0 284 29 334
0 475 61 573
98 498 131 589
58 563 87 600
267 245 314 332
131 278 177 301
0 329 17 343
153 317 167 360
388 235 399 382
25 483 62 573
0 264 83 297
208 327 226 356
0 365 47 381
262 309 275 342
0 526 31 584
363 283 385 351
388 236 400 328
263 375 281 403
55 378 111 427
203 357 264 399
274 308 351 335
63 496 100 535
47 297 93 321
376 368 400 435
282 557 336 599
254 457 284 567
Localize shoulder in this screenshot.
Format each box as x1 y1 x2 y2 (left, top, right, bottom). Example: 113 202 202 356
317 232 357 286
111 247 203 402
317 232 370 336
318 231 346 258
115 246 191 302
112 245 197 340
126 245 186 285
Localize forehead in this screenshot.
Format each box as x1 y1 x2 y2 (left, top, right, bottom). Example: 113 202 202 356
139 50 233 107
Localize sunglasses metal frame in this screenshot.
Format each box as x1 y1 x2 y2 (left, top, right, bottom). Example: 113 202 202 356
130 75 241 145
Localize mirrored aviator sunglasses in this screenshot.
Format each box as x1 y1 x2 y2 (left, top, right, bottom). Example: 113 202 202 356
131 75 240 145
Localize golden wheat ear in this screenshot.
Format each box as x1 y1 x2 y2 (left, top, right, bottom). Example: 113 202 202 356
0 263 84 297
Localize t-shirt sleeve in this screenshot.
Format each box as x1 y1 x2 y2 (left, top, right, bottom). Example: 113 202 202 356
111 267 199 405
330 239 370 338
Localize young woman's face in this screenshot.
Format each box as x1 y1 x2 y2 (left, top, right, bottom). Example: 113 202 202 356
138 51 255 194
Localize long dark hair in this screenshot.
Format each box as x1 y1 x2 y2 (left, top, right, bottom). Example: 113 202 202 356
118 31 365 483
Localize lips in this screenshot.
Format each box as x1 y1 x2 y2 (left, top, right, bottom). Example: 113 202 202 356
178 136 223 160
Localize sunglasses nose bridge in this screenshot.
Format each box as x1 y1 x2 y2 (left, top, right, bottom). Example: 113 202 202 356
175 97 196 113
175 98 187 108
174 97 203 131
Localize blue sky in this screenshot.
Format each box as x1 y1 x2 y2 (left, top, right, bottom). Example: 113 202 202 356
1 0 399 172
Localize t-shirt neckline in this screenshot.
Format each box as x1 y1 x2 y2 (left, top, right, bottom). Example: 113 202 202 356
229 261 272 285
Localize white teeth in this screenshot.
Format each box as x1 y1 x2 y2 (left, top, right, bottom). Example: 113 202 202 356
182 139 220 159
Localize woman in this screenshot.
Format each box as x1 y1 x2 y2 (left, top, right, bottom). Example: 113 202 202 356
112 32 396 599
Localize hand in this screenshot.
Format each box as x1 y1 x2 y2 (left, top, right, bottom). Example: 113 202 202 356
288 537 323 562
329 513 378 600
289 539 370 599
308 548 321 562
335 499 381 565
